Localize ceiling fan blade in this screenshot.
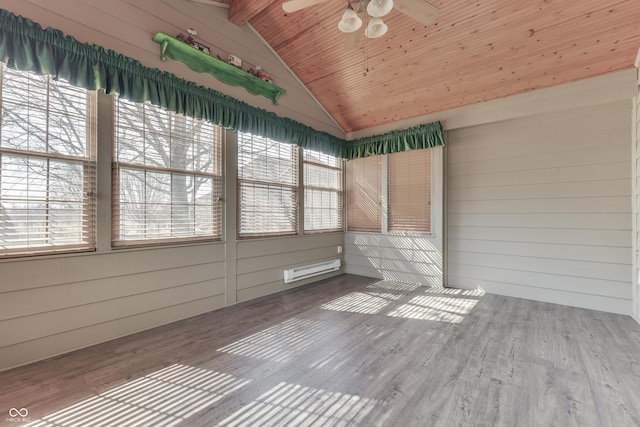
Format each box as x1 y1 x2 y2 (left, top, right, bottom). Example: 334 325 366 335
394 0 440 26
282 0 331 13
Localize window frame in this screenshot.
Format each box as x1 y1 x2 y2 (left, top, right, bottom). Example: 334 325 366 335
111 97 224 248
237 132 299 239
303 149 344 234
0 65 97 258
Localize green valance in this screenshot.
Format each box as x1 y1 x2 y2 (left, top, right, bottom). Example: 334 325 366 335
345 122 445 159
0 8 346 158
0 8 444 160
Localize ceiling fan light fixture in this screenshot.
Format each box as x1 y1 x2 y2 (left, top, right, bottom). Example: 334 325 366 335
365 17 388 38
366 0 394 18
338 6 363 33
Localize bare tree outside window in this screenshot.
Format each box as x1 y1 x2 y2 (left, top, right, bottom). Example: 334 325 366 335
237 133 298 238
112 98 222 246
0 65 96 256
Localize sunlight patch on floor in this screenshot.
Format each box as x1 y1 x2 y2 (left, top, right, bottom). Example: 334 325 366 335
24 364 249 427
217 382 376 427
217 318 327 363
387 296 478 323
424 287 486 297
320 291 403 314
366 280 421 292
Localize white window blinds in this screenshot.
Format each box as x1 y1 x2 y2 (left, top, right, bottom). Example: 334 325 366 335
238 132 298 238
388 149 431 233
113 98 223 247
346 155 381 232
303 149 343 233
0 65 97 257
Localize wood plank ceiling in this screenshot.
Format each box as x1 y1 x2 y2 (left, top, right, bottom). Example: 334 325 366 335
231 0 640 133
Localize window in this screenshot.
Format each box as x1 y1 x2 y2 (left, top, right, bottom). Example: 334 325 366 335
113 98 223 246
388 149 431 233
238 133 298 238
304 149 343 233
0 65 96 257
346 155 381 232
346 149 432 234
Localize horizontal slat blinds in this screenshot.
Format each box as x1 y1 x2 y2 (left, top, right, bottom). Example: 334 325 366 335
303 149 343 233
0 65 97 257
346 155 381 232
388 149 431 233
112 98 223 247
238 132 298 238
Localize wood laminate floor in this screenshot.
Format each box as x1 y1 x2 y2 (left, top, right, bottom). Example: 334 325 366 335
2 274 640 427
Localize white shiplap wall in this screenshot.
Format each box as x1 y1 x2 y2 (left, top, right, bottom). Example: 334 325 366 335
0 245 226 371
345 146 444 287
237 234 344 302
447 101 633 314
0 0 345 372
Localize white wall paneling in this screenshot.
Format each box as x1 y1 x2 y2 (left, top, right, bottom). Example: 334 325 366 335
447 101 633 314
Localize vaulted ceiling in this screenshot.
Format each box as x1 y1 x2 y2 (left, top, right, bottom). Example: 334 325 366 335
215 0 640 133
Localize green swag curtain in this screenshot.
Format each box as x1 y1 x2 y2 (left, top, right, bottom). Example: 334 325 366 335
345 122 444 159
0 8 444 159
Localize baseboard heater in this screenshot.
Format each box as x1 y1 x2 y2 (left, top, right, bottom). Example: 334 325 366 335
283 259 341 284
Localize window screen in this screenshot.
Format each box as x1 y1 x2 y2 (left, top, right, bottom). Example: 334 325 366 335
113 98 223 247
0 65 97 257
237 132 298 238
303 149 343 233
388 149 431 233
346 155 381 232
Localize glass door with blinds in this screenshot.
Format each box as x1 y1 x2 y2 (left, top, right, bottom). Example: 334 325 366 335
346 149 432 235
388 149 431 234
346 155 382 232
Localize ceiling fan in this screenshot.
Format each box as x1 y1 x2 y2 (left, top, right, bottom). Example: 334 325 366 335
282 0 439 48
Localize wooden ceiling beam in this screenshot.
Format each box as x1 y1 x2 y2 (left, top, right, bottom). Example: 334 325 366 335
228 0 277 26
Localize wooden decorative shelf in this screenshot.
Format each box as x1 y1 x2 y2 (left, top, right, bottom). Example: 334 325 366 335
152 32 286 105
